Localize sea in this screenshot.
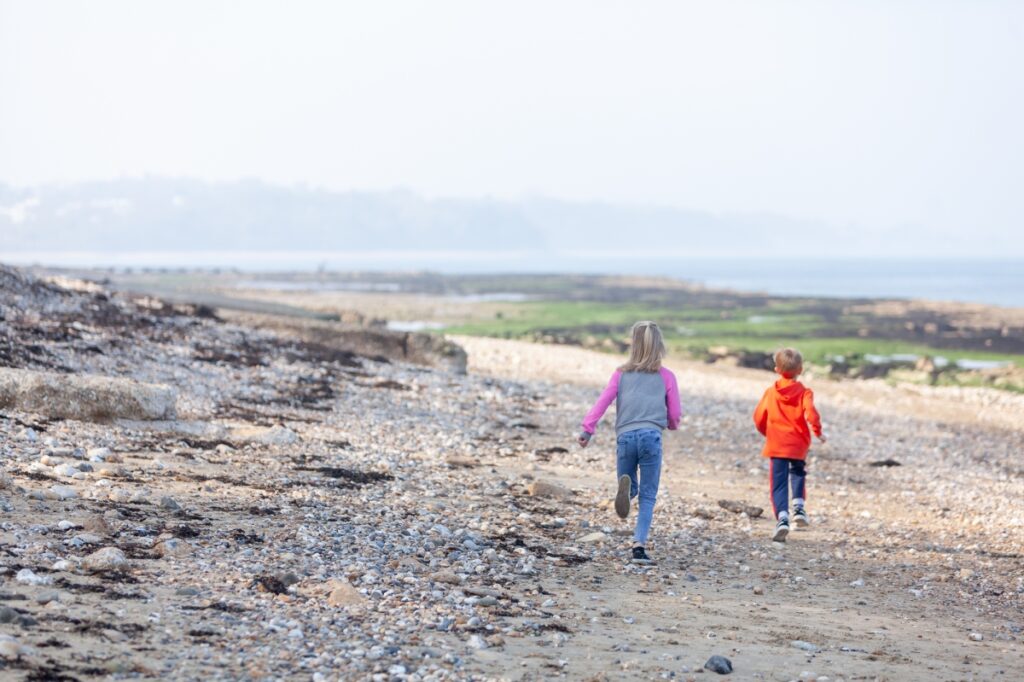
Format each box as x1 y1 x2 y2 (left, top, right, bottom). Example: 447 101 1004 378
2 251 1022 308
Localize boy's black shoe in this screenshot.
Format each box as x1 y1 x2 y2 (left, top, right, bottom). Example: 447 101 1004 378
615 474 631 519
631 546 653 564
772 518 790 543
793 507 809 528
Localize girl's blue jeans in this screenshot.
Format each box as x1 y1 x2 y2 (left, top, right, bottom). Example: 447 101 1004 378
616 428 663 545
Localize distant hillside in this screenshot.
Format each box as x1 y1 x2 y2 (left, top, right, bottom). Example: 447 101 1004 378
2 177 860 256
0 178 842 256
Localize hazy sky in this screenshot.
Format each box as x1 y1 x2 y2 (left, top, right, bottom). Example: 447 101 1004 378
1 1 1022 244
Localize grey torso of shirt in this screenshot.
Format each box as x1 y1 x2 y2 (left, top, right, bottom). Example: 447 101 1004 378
615 371 667 436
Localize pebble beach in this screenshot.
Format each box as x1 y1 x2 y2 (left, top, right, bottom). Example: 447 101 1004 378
1 265 1023 681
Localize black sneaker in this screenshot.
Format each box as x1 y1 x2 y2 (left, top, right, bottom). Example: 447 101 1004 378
793 507 809 528
614 474 631 519
631 546 653 564
772 518 790 543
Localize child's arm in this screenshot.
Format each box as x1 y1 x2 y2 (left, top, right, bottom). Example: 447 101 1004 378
579 370 621 447
802 389 825 442
661 368 682 430
753 390 769 436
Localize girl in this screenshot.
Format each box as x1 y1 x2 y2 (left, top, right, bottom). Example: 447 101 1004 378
578 320 681 563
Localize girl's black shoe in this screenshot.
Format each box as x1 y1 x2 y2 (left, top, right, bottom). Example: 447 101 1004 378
631 546 653 564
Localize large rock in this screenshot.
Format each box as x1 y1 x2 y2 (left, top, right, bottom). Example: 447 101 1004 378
0 368 176 422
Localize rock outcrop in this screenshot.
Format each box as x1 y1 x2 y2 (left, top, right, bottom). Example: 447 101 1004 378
0 367 177 422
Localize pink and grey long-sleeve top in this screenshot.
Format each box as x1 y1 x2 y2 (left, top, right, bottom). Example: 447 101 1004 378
581 367 682 438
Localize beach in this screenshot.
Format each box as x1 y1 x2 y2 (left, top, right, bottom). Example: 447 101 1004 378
1 265 1022 680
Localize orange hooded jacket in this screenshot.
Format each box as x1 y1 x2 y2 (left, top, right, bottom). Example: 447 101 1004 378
753 378 822 460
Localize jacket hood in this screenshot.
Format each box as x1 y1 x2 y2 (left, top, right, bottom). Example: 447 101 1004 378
773 378 805 406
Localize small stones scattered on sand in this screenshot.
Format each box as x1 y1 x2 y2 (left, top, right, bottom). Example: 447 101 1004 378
2 268 1023 680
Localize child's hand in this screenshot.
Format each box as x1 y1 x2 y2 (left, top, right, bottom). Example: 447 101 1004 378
577 433 591 448
817 434 827 444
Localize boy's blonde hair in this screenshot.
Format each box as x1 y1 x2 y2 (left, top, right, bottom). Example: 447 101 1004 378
619 321 666 373
775 347 803 376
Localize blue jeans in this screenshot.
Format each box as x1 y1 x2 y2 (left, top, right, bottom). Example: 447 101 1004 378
769 457 806 519
616 428 663 545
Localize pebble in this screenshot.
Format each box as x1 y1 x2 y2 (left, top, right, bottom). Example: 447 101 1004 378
0 635 23 659
49 485 78 500
791 640 820 653
159 496 181 510
578 531 607 543
704 655 733 674
81 547 128 572
15 568 53 586
87 447 112 461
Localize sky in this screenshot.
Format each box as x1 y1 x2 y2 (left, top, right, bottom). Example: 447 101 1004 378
1 1 1022 250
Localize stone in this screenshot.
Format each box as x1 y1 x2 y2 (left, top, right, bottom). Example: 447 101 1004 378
54 463 80 477
159 496 181 510
431 570 461 585
791 640 820 653
968 632 983 641
326 580 365 607
0 636 23 659
15 569 53 586
82 547 128 572
704 655 733 674
526 480 572 499
229 424 298 446
70 532 104 545
87 447 113 461
49 485 78 500
0 606 36 627
717 499 764 518
578 531 607 543
0 367 177 422
155 538 191 557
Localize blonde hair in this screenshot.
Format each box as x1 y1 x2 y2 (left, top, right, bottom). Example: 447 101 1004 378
619 321 666 373
775 347 803 376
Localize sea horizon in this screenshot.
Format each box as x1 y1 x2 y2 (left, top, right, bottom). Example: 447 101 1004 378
2 251 1022 309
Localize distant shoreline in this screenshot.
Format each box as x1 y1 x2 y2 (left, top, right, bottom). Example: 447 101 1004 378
3 253 1023 308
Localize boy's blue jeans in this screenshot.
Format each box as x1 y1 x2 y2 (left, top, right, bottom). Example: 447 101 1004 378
616 428 663 545
770 457 806 519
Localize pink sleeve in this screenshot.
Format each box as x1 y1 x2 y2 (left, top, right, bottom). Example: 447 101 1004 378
581 371 621 434
661 368 682 430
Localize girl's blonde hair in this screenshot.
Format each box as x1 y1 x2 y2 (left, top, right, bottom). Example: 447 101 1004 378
619 320 666 373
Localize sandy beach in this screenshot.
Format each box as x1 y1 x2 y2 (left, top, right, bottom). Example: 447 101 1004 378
1 267 1023 681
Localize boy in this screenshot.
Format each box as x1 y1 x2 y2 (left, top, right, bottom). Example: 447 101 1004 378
753 348 825 542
